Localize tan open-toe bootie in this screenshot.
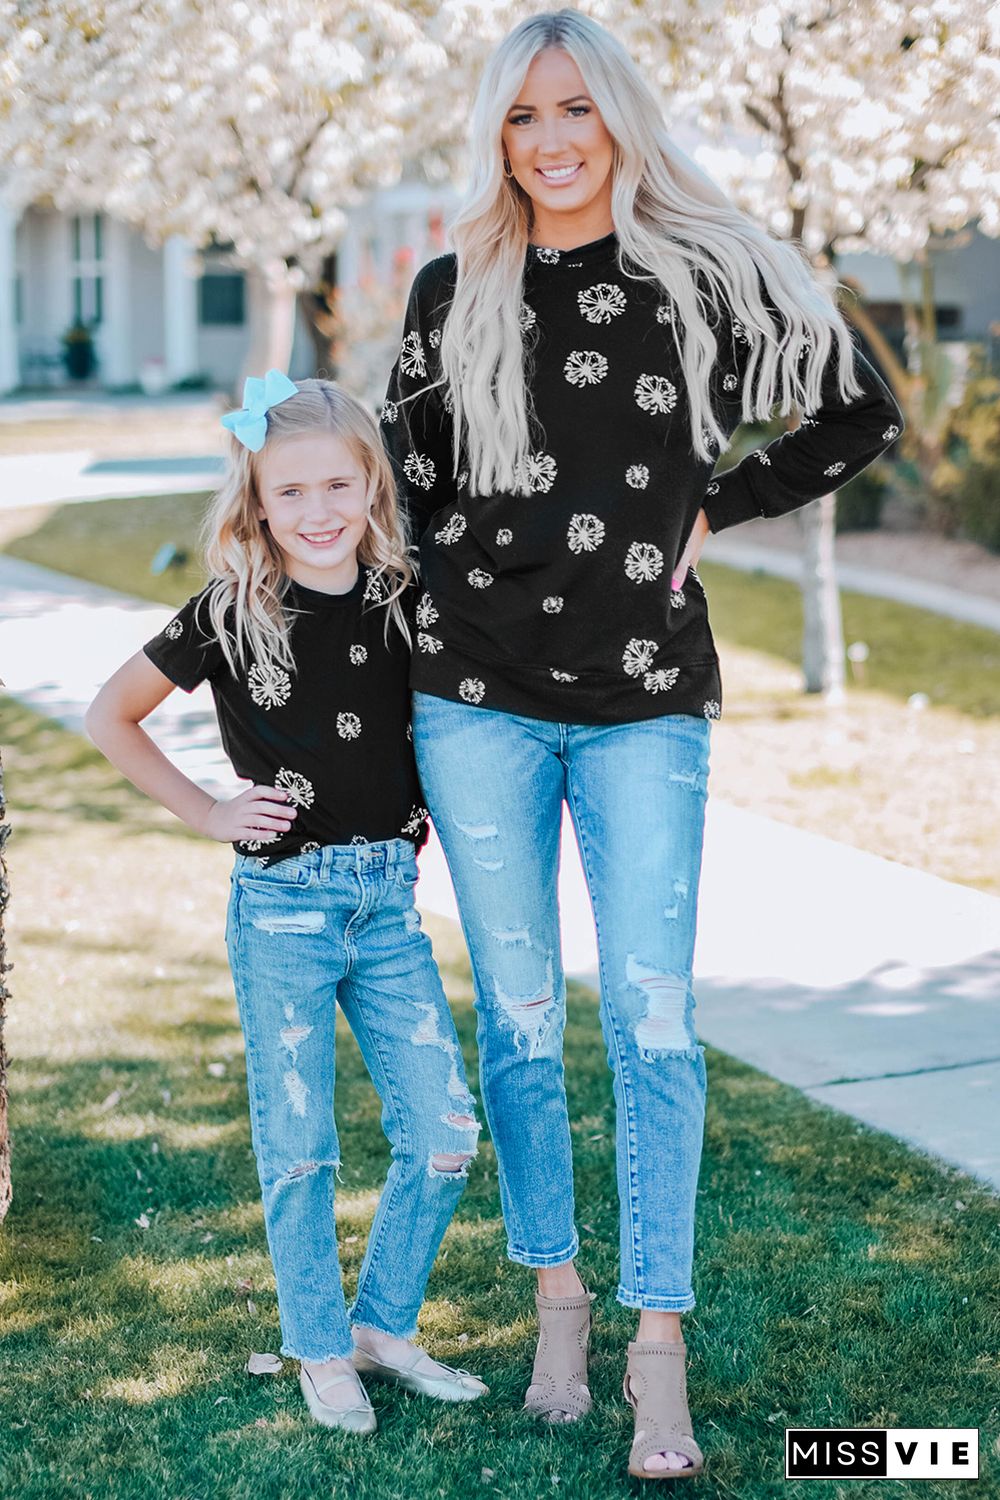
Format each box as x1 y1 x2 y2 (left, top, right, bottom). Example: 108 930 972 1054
623 1340 704 1479
523 1288 595 1423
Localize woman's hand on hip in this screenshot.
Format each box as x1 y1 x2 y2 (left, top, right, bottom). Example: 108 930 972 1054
672 509 710 590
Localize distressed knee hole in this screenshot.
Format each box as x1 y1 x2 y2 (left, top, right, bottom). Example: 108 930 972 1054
441 1110 480 1132
494 956 558 1059
625 954 698 1060
280 1023 313 1066
403 906 422 934
274 1158 338 1189
428 1150 475 1178
251 911 325 935
667 768 702 792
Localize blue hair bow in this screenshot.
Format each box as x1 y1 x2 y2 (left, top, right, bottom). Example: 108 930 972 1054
221 368 299 452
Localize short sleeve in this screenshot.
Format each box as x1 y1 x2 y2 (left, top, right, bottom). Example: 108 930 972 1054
143 590 225 691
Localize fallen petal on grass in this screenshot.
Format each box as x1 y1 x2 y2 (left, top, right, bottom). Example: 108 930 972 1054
246 1353 283 1376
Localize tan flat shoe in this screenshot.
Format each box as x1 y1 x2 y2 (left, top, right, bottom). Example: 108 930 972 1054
623 1340 704 1479
523 1288 595 1423
352 1341 487 1403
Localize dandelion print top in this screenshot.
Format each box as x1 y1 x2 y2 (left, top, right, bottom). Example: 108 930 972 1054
143 568 428 861
381 230 904 725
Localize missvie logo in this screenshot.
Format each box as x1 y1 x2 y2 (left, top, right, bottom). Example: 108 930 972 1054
785 1428 979 1480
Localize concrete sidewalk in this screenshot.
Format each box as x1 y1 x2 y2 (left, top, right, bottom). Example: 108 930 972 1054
3 553 999 1191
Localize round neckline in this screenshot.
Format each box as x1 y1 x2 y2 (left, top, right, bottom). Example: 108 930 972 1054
286 565 366 610
526 229 618 269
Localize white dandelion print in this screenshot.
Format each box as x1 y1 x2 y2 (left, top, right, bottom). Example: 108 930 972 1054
459 677 485 705
706 482 720 496
406 723 413 741
800 413 819 428
381 398 399 424
275 768 315 808
634 373 677 416
242 837 273 852
399 330 426 378
567 513 606 554
349 645 367 666
247 662 292 710
434 513 467 545
300 841 321 854
624 542 664 583
656 301 674 326
457 469 469 489
644 667 680 694
351 835 368 845
704 699 721 720
428 327 442 349
467 569 493 589
336 712 362 741
496 528 513 546
519 303 537 332
882 424 900 441
564 350 609 387
418 632 444 654
404 451 436 490
732 320 752 345
754 449 772 466
416 594 438 630
535 246 560 265
519 451 558 493
364 571 389 604
722 373 738 392
164 618 183 641
402 805 428 837
542 596 564 614
622 638 658 678
670 589 686 609
626 465 649 490
550 670 578 683
824 460 846 477
578 282 627 324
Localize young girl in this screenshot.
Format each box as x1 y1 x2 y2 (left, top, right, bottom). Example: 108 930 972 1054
85 373 486 1434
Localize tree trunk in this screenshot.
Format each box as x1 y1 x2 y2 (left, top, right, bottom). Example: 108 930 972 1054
239 261 300 393
0 747 12 1223
799 494 845 701
301 252 339 380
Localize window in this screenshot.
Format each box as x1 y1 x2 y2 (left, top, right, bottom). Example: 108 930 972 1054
198 272 245 326
71 213 104 327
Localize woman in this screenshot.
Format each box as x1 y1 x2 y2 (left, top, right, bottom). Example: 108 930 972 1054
381 8 903 1480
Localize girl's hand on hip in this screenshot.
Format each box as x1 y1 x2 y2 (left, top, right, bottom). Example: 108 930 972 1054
671 509 710 591
203 785 297 843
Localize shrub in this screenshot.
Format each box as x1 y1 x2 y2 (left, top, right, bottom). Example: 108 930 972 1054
933 357 1000 551
835 463 888 532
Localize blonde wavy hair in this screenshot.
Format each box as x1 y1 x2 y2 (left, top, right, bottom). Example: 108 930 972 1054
441 7 864 494
200 379 414 674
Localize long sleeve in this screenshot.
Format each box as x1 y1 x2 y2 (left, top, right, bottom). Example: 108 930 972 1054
702 329 905 535
379 257 460 542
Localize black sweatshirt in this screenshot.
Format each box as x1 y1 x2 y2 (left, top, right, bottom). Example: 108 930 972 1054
380 231 904 724
143 569 428 860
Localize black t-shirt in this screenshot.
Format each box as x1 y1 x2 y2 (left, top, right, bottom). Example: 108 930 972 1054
143 567 428 861
380 232 905 725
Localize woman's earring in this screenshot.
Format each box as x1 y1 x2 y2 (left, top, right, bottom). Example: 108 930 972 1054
502 157 514 179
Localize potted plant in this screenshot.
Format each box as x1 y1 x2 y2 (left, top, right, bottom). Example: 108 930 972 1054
61 323 96 381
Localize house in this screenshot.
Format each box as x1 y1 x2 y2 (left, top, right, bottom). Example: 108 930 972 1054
0 180 456 396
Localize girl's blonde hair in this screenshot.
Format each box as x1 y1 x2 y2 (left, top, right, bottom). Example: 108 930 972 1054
441 8 863 494
200 379 413 674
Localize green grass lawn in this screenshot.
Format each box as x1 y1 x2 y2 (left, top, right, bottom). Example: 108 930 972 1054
1 695 998 1499
5 492 1000 718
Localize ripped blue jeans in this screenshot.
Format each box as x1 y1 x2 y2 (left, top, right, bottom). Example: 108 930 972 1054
412 693 710 1312
225 839 479 1361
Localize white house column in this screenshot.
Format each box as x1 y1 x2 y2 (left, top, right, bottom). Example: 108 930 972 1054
0 200 19 394
100 217 133 387
162 235 199 383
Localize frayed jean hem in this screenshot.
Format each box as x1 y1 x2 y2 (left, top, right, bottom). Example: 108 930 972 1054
616 1285 696 1313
